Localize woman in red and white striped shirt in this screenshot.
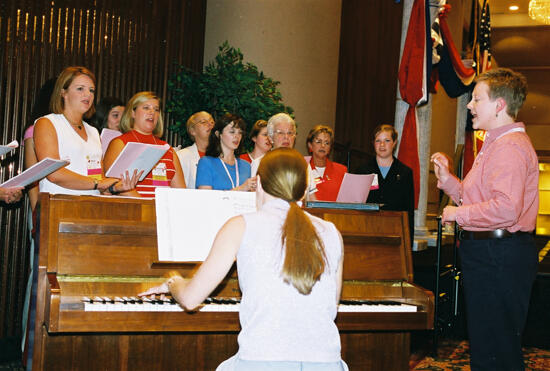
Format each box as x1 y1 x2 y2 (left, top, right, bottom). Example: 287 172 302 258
104 91 186 198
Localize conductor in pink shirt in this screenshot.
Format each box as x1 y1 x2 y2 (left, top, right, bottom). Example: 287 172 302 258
431 68 539 371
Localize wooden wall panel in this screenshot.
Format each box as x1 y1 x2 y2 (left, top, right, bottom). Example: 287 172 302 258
333 0 404 171
0 0 206 340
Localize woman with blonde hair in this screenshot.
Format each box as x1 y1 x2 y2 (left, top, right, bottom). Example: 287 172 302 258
140 148 347 370
104 91 186 197
34 66 139 196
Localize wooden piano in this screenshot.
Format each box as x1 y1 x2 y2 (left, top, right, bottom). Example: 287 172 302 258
33 193 433 370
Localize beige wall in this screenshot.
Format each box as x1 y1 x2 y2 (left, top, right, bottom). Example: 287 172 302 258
527 125 550 151
203 0 342 155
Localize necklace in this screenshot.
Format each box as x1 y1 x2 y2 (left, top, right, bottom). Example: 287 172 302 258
131 130 159 145
63 114 83 130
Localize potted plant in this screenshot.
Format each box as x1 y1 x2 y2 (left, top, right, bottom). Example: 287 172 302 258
167 41 294 150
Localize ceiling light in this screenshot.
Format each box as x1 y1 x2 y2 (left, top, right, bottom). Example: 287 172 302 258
529 0 550 25
509 5 519 11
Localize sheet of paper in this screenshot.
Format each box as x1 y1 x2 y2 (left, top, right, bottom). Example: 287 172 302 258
105 142 170 181
0 140 19 156
0 157 69 187
100 128 121 155
336 173 375 203
155 188 256 262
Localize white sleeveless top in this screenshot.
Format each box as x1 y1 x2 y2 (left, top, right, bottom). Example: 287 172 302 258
237 198 343 362
38 113 102 195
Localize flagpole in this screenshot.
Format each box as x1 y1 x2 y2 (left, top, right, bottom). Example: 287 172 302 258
395 0 437 249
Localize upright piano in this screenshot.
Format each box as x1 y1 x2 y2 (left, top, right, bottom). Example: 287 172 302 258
33 194 433 370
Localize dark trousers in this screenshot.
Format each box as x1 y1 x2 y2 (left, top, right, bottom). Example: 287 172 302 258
459 233 538 371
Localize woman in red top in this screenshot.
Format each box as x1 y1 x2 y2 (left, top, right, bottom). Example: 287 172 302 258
306 125 347 201
240 119 271 176
104 91 186 197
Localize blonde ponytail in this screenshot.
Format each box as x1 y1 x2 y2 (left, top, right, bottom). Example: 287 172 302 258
281 202 326 295
257 148 327 295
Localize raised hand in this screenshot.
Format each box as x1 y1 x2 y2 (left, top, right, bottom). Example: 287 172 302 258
430 152 452 184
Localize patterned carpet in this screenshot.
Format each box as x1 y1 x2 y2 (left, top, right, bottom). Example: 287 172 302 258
411 339 550 370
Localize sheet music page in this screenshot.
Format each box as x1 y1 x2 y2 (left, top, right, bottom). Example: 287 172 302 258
100 128 121 155
0 157 69 187
155 188 256 262
0 140 18 156
105 142 170 181
336 173 375 203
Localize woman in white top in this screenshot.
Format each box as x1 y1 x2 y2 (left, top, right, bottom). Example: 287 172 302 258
34 66 139 196
140 148 347 371
176 111 214 189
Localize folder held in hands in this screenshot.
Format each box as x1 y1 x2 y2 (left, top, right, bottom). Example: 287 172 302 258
105 142 170 181
1 157 69 187
0 140 19 156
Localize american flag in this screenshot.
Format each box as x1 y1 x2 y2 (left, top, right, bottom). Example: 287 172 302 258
477 0 491 74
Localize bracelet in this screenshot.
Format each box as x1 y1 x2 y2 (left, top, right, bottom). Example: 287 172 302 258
93 179 98 190
108 183 118 194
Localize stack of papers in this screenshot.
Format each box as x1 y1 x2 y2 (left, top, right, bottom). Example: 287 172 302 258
0 140 18 156
105 142 170 181
1 158 69 187
100 129 121 155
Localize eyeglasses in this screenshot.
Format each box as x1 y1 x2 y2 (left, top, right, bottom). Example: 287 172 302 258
274 130 296 138
313 139 330 146
194 119 214 127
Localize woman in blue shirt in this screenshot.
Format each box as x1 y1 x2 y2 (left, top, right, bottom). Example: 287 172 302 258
196 113 255 191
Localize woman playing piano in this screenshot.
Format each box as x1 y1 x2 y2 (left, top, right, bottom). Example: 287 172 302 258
140 148 348 370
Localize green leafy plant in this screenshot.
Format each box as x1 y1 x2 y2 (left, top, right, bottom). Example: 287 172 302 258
167 41 294 150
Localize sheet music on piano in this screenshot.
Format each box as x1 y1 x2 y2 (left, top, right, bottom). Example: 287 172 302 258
155 188 256 261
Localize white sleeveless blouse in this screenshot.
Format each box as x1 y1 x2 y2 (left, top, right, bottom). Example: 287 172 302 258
38 113 102 195
237 198 343 362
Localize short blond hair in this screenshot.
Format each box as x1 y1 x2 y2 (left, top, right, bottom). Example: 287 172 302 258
50 66 96 119
119 91 164 137
306 125 334 148
475 68 527 119
186 111 213 141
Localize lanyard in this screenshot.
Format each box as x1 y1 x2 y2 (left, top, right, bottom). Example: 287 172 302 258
219 158 239 189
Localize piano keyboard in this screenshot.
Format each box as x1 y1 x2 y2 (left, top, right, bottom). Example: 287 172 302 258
81 297 417 313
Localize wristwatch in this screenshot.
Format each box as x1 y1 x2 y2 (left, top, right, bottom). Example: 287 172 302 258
93 179 98 190
108 183 118 194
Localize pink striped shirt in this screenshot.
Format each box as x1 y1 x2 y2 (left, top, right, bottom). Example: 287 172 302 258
439 122 539 232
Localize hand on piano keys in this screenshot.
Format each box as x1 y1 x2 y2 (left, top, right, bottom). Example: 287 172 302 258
81 296 417 313
138 271 184 300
